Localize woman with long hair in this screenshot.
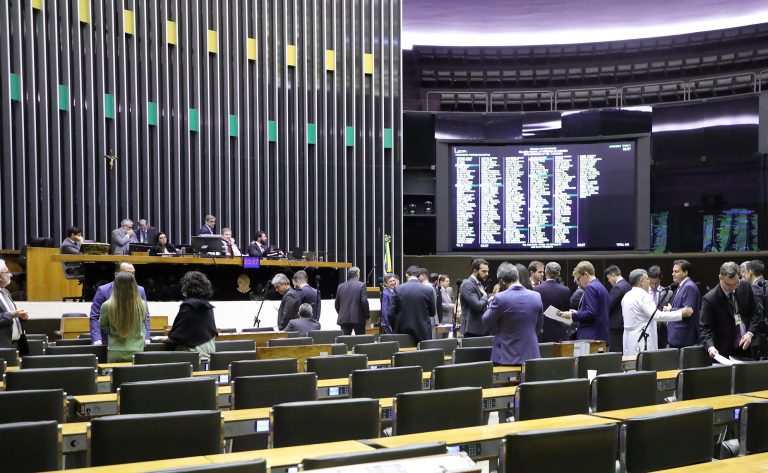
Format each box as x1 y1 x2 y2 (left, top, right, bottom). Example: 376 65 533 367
99 272 148 362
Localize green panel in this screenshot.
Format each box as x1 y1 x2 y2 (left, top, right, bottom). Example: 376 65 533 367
383 128 393 149
345 126 354 147
267 120 277 142
307 123 316 145
189 108 199 132
229 114 238 137
58 84 69 111
147 101 158 126
10 73 21 101
104 93 115 119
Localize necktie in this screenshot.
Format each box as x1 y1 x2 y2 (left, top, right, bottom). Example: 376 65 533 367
652 289 658 304
729 292 744 349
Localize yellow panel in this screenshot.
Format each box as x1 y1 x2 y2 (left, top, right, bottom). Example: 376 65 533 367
167 20 177 45
286 44 296 67
247 38 257 61
325 50 335 71
208 30 218 54
78 0 89 23
124 10 134 35
31 0 43 11
364 53 373 74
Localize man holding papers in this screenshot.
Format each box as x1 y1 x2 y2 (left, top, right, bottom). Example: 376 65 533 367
560 261 610 343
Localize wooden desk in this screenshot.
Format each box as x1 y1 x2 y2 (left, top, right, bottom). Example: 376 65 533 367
553 340 607 357
656 369 679 391
60 456 215 472
257 344 333 371
26 247 82 301
592 394 756 425
215 332 288 347
743 390 768 400
653 451 768 472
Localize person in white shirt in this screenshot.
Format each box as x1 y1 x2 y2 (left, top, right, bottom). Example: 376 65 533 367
622 268 693 355
221 228 242 257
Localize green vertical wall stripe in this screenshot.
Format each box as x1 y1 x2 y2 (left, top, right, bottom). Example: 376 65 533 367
267 120 277 142
383 128 393 149
58 84 69 111
345 126 355 147
229 115 238 137
307 123 316 145
104 93 115 119
189 108 200 132
147 101 158 126
10 74 21 101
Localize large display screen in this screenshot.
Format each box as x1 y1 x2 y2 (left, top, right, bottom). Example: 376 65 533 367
452 141 636 250
702 208 759 252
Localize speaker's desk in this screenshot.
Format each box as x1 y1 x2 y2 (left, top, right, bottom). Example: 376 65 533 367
591 393 756 424
654 451 768 472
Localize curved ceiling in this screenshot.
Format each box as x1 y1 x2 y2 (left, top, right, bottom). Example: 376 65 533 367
403 0 768 49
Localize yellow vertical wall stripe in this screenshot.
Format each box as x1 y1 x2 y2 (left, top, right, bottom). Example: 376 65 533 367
167 20 177 45
78 0 89 23
247 38 257 61
364 53 373 74
325 50 335 71
31 0 43 11
286 45 297 67
208 30 218 54
124 10 134 35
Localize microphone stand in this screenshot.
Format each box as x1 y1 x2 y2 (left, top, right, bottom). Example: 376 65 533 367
637 286 672 351
253 285 270 327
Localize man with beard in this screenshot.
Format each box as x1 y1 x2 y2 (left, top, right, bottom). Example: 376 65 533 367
460 259 490 337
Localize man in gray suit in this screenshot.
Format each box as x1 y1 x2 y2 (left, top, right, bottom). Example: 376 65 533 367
0 260 28 349
60 226 83 254
110 219 137 255
285 303 322 336
460 258 490 337
335 267 370 335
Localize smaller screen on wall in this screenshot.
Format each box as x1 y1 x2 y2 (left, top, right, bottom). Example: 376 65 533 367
702 208 759 252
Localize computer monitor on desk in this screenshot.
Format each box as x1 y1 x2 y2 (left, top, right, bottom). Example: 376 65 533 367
191 235 225 256
129 243 153 255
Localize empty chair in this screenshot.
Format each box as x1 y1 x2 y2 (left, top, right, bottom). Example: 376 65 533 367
308 330 344 345
20 354 98 369
241 327 275 332
537 343 557 358
676 365 732 401
209 351 259 371
461 335 495 348
111 362 193 392
392 348 444 373
591 371 657 412
636 348 679 371
25 339 45 356
214 340 256 352
268 337 314 347
393 387 483 435
379 333 417 348
25 334 48 343
453 346 492 364
432 361 493 389
45 344 108 363
305 354 367 380
500 423 619 473
576 352 622 378
734 361 768 393
0 348 20 367
118 377 217 414
6 367 97 395
270 398 379 448
418 338 458 357
143 342 173 352
739 401 768 455
0 420 60 472
55 338 92 346
515 379 590 421
0 389 66 423
335 334 375 351
89 410 223 466
134 351 201 371
230 358 298 380
301 442 446 470
620 407 713 472
330 343 348 355
156 460 267 473
679 345 711 369
285 331 301 338
522 357 576 382
349 366 423 399
353 341 399 361
233 373 317 409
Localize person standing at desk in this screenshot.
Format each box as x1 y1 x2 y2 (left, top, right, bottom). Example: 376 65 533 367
60 226 83 254
460 259 490 337
274 273 301 331
437 274 455 325
335 267 370 335
110 219 137 255
293 270 321 321
198 215 217 235
388 266 435 342
165 271 218 356
648 265 674 349
0 260 28 352
536 262 572 342
148 232 177 256
605 265 632 353
221 228 242 256
136 219 159 245
561 261 610 343
380 273 398 333
285 303 321 336
666 259 701 349
89 262 149 345
98 272 149 362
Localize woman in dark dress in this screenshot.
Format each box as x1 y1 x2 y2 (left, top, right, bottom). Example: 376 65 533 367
149 232 177 256
165 271 218 356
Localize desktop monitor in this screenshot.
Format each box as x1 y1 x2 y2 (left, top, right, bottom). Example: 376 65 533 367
190 235 225 255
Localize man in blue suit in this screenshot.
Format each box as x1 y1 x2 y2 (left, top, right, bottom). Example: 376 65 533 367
482 262 541 365
535 262 572 342
89 261 149 345
666 259 701 348
562 261 610 342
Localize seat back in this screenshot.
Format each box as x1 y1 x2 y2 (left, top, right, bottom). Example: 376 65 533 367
118 377 217 414
268 337 314 347
301 443 446 471
352 341 400 361
636 348 679 371
233 373 317 409
270 398 380 448
393 387 483 435
26 339 46 356
214 340 256 352
330 343 348 355
676 365 732 401
335 334 376 350
432 361 493 389
679 345 711 369
576 352 622 378
5 367 97 395
230 358 298 380
241 327 275 332
733 361 768 393
461 335 495 348
89 410 223 466
20 354 98 369
740 401 768 454
143 342 174 352
349 366 422 399
218 328 237 334
591 371 657 412
209 351 259 371
134 351 201 371
305 355 368 380
418 338 458 357
621 407 713 472
0 348 19 367
392 348 445 373
0 420 60 471
0 389 66 423
515 379 590 421
44 344 108 363
379 333 417 348
25 334 48 343
537 342 557 358
501 423 619 473
111 362 193 392
55 338 91 346
308 330 344 345
453 347 492 364
522 357 576 382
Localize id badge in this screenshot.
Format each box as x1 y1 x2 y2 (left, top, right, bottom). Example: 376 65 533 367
734 313 742 326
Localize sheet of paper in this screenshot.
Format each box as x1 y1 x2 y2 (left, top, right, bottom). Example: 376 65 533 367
713 354 733 365
728 356 745 364
543 305 572 326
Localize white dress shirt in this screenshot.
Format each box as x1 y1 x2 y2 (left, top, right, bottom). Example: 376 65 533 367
621 286 685 355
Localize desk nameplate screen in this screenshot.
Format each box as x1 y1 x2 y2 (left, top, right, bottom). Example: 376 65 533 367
653 450 768 472
592 394 756 424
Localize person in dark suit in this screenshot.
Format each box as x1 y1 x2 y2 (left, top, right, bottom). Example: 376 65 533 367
198 215 216 235
136 219 159 245
110 219 137 255
388 266 436 342
285 303 322 336
701 261 762 360
666 259 701 348
335 267 370 335
0 260 28 350
482 262 541 365
165 271 218 356
380 273 398 333
274 273 301 330
562 261 610 342
148 232 178 256
292 270 321 320
743 260 765 307
459 259 490 337
605 265 632 353
648 265 674 348
535 262 572 342
59 226 83 254
247 231 269 257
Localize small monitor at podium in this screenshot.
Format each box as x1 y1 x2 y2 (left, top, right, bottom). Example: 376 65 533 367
191 235 225 255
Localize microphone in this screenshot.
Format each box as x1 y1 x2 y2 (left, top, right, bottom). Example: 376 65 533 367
456 279 464 287
757 280 766 288
668 282 680 292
